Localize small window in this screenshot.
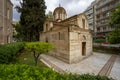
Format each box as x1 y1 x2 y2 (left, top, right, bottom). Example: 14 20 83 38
82 19 85 29
59 32 60 40
7 8 10 19
46 24 48 31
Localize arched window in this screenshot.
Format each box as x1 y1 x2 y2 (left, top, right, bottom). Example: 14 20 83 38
82 19 85 29
46 24 48 31
7 8 10 19
83 35 86 40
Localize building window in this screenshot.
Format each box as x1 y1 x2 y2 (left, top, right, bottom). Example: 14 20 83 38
82 19 85 29
97 28 100 32
7 8 10 19
46 24 48 31
59 32 60 40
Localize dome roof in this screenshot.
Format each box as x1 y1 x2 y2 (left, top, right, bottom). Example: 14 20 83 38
53 5 67 22
53 7 66 15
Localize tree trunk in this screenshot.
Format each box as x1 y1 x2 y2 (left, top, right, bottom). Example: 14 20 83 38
33 52 40 66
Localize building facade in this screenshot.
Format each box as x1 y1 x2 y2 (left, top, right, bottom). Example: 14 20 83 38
40 6 93 64
84 1 96 31
0 0 13 44
95 0 120 39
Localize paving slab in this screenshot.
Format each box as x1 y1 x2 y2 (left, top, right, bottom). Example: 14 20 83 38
40 52 120 80
109 56 120 80
40 52 112 75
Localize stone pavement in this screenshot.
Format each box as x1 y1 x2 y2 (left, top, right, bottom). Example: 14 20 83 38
98 55 117 76
109 55 120 80
39 52 120 80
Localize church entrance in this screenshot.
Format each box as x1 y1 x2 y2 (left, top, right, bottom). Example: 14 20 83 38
82 42 86 56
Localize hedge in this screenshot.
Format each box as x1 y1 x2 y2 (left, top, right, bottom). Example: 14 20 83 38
0 42 25 64
93 39 106 43
0 64 112 80
93 45 120 54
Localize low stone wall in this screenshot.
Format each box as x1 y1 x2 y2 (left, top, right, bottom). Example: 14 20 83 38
93 43 120 54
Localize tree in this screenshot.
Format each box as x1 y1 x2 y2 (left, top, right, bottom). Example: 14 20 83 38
25 42 54 66
12 22 23 41
107 29 120 44
16 0 46 41
46 11 53 19
109 5 120 29
108 4 120 44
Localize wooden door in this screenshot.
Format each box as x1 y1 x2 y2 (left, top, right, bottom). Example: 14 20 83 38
82 42 86 56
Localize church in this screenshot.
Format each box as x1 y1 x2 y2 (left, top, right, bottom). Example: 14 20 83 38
40 5 93 64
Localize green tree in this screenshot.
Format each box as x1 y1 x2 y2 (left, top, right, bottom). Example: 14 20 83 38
46 11 53 19
107 29 120 44
108 4 120 44
12 22 23 41
16 0 46 41
25 42 54 66
109 5 120 29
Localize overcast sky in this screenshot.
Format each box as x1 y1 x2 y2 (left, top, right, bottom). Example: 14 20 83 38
11 0 95 21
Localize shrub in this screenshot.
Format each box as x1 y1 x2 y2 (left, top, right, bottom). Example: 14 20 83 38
93 39 106 43
0 64 112 80
25 42 54 66
0 42 25 64
107 30 120 44
67 73 112 80
0 64 60 80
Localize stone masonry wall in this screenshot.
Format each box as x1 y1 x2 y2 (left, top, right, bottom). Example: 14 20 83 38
40 27 70 63
69 30 92 63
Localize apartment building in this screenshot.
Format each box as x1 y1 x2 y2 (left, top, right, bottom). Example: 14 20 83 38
95 0 120 39
84 1 96 31
0 0 13 44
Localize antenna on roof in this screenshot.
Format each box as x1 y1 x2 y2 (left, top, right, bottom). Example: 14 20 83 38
59 0 61 7
59 3 61 7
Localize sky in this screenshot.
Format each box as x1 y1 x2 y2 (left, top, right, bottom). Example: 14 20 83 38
11 0 95 21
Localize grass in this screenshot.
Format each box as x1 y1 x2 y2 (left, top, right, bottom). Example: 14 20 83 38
16 50 48 68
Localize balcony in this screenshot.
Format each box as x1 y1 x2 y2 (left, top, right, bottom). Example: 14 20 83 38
96 0 120 15
96 0 115 9
96 28 114 33
96 5 116 15
96 20 109 27
96 16 109 21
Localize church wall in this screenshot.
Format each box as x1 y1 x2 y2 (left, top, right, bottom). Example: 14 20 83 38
40 27 70 63
86 33 93 56
69 32 82 63
77 15 89 29
61 17 78 26
69 30 93 63
43 21 53 32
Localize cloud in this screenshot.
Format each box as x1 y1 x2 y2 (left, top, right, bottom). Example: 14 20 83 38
45 0 95 17
11 0 21 21
10 0 95 21
45 0 59 13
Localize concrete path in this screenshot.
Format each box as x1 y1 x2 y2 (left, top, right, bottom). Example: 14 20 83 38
98 55 117 76
39 52 120 80
109 55 120 80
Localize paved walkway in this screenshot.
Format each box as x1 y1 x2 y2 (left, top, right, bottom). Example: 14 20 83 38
109 55 120 80
98 55 117 76
39 52 120 80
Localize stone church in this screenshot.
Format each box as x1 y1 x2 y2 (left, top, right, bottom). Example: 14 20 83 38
40 5 93 64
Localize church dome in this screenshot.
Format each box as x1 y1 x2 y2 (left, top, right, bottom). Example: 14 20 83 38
53 6 67 22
